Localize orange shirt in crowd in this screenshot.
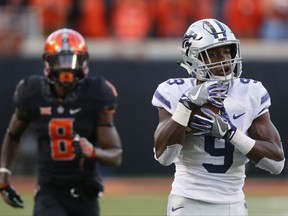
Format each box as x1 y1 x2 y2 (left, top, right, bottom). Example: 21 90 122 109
71 0 108 38
223 0 263 38
110 0 155 40
29 0 71 36
154 0 216 38
155 0 191 37
190 0 216 20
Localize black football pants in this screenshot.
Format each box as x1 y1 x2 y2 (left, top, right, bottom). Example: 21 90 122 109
33 183 100 216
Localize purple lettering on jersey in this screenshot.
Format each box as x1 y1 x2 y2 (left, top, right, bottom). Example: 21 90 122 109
154 90 171 109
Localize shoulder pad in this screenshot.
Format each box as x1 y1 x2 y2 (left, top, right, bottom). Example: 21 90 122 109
82 77 118 110
13 75 45 107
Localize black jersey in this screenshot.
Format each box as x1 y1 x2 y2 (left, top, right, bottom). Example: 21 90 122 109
13 75 118 185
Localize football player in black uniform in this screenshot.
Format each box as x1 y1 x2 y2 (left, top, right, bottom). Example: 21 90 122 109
0 28 122 216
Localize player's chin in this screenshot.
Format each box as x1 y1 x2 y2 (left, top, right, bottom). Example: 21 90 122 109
218 69 232 77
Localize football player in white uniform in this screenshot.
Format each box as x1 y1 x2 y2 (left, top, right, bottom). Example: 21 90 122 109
152 19 285 216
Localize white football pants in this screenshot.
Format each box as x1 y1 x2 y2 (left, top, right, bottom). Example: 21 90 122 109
167 194 248 216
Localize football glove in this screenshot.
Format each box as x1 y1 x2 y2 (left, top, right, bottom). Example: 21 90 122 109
179 81 228 110
191 107 236 139
72 133 83 159
72 134 96 158
0 184 24 208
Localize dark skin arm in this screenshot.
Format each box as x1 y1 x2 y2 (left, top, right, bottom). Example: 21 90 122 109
93 110 122 166
154 108 186 158
247 111 284 163
0 109 30 185
154 108 285 164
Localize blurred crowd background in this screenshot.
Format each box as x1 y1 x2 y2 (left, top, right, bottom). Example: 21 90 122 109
0 0 288 56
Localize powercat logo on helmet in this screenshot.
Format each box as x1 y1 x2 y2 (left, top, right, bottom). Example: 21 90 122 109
182 31 201 48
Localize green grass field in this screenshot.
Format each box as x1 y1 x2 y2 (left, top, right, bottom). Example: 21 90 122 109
1 177 288 216
1 194 288 216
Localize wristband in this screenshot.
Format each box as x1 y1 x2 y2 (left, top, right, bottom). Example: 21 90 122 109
0 168 12 175
171 103 192 126
229 129 255 155
91 147 97 158
154 144 183 166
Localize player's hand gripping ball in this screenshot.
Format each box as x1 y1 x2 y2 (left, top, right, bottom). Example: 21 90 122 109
187 103 220 134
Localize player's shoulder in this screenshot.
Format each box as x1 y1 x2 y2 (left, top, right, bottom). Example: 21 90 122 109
157 77 196 92
152 77 196 111
231 77 267 93
230 77 270 106
84 76 118 98
232 77 263 86
81 76 118 111
13 75 45 104
16 75 45 88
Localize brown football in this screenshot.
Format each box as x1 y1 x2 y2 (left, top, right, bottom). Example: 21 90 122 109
186 103 220 134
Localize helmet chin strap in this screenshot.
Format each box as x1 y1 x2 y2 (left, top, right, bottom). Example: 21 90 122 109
178 61 192 75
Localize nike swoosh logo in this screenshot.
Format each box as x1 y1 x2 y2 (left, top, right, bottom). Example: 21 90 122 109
172 206 184 212
216 120 226 137
233 112 245 119
190 85 203 101
69 108 82 115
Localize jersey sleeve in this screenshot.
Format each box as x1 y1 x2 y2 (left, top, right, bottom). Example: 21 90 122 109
254 81 271 118
152 78 194 115
13 75 42 108
13 78 26 107
230 79 271 122
97 77 118 111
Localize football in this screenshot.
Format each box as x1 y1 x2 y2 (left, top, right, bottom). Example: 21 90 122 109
186 103 220 134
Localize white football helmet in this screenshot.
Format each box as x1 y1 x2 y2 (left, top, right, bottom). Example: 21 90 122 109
179 19 242 81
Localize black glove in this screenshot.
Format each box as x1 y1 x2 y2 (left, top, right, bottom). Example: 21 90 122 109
72 133 84 159
72 134 96 159
0 184 24 208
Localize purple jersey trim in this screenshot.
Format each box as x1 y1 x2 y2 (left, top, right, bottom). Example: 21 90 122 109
261 92 270 104
154 90 171 109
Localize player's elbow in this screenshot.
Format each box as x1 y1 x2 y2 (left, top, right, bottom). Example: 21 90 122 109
269 160 285 175
113 149 123 167
155 154 173 166
153 144 183 166
102 148 123 167
255 158 285 175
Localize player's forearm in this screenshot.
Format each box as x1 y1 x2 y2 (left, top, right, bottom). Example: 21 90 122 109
246 140 284 163
245 140 285 175
94 147 122 166
154 119 186 158
0 136 22 174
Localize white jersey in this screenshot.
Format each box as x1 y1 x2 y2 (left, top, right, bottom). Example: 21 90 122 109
152 77 271 204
